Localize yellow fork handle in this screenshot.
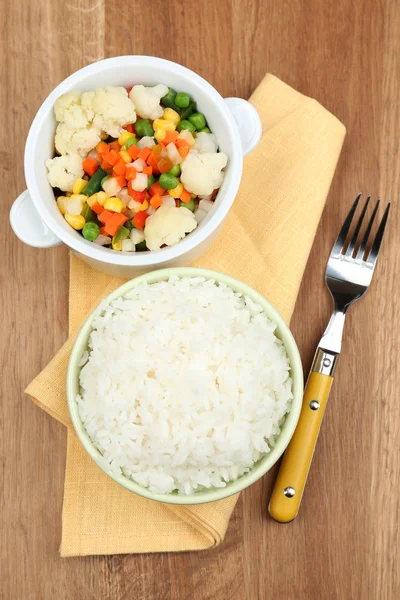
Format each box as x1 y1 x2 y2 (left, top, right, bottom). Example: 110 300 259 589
269 371 333 523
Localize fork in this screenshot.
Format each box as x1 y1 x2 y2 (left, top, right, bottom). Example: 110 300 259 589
269 194 390 523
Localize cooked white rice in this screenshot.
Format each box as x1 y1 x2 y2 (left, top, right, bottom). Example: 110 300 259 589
77 276 293 495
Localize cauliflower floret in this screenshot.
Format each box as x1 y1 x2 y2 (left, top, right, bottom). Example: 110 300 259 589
180 151 228 196
55 122 102 157
54 92 90 129
129 84 168 120
144 205 197 251
192 132 218 154
81 86 137 138
46 153 84 192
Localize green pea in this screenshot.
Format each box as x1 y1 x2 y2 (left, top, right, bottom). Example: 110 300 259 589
168 164 181 177
179 100 196 121
136 240 147 251
81 203 94 222
82 221 100 241
147 174 156 188
112 225 130 244
188 112 206 131
177 120 196 133
161 88 181 112
180 198 195 211
199 127 211 133
123 137 138 150
175 92 190 108
159 173 180 190
101 175 110 190
135 119 154 138
124 220 134 231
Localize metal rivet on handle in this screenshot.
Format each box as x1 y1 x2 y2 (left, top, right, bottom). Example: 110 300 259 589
309 400 320 411
284 487 296 498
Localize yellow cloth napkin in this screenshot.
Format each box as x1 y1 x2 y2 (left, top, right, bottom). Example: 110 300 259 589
26 74 345 557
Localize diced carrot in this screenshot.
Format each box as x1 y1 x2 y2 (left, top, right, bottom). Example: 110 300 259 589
149 181 165 197
92 202 104 215
96 141 108 156
158 141 167 151
163 130 178 145
157 156 173 173
113 160 127 176
99 226 108 236
142 165 152 176
82 157 98 177
132 211 149 230
115 174 127 188
178 145 190 159
98 210 114 224
128 143 140 160
108 141 121 152
180 188 192 204
124 122 134 132
175 199 180 207
101 159 113 171
175 138 190 149
146 152 160 174
126 87 132 95
125 166 137 181
150 194 163 209
104 212 128 237
105 149 119 166
139 147 152 162
127 183 146 203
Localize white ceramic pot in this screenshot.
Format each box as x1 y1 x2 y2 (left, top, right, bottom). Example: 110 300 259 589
10 56 262 278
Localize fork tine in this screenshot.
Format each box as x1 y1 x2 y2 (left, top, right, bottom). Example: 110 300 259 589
355 199 380 260
345 195 371 257
332 193 361 255
367 203 390 266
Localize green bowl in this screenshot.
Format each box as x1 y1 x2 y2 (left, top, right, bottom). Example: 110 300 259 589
67 267 303 505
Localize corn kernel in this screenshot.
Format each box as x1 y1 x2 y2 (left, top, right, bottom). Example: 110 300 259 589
168 183 183 198
56 196 69 215
131 199 149 213
154 128 166 141
163 108 180 125
65 213 85 230
87 191 108 208
70 194 87 204
178 129 195 146
72 178 87 195
112 239 122 251
118 131 135 146
153 119 176 132
119 149 132 163
104 197 125 213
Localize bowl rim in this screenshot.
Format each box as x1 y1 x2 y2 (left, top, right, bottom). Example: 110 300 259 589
67 267 304 505
24 55 243 266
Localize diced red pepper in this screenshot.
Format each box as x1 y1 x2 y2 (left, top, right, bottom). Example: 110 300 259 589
126 87 132 95
127 183 146 203
132 211 149 230
98 210 114 224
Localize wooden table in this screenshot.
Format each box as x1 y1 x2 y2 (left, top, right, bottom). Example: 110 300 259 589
2 1 399 598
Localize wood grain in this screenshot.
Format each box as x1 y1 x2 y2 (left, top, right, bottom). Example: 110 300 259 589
1 0 399 598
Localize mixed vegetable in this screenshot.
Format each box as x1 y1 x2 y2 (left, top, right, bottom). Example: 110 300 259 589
46 84 227 251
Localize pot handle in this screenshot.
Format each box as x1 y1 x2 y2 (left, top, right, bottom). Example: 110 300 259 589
10 189 61 248
223 97 262 156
